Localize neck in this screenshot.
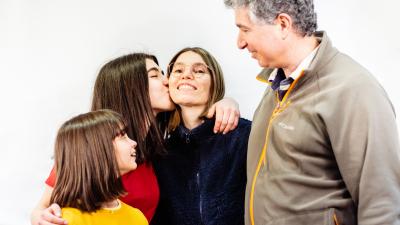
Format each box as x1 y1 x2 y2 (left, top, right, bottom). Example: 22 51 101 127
180 105 205 130
101 199 119 209
282 35 319 77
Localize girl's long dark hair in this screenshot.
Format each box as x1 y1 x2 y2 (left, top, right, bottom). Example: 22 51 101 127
92 53 166 163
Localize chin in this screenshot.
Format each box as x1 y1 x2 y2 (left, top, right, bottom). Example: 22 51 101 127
257 60 267 68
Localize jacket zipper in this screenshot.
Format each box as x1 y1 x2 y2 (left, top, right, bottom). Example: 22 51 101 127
333 213 339 225
185 132 190 143
185 130 203 224
197 172 203 223
249 70 305 225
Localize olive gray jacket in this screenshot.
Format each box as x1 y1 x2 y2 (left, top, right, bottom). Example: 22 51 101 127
245 31 400 225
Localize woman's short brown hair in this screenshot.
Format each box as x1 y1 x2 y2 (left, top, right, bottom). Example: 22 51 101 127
50 109 128 212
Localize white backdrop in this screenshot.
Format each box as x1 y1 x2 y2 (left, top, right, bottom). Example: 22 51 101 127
1 0 399 224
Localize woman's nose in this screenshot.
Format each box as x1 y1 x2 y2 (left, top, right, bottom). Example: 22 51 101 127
181 66 194 79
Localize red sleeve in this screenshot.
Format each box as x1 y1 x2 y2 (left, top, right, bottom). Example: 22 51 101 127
45 166 56 187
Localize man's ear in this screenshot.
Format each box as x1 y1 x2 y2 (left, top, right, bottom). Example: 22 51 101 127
275 13 292 40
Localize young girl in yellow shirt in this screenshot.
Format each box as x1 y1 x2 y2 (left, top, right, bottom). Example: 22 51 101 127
49 109 148 225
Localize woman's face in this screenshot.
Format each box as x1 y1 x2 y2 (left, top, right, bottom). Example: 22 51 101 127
113 133 137 175
146 59 175 115
168 51 211 108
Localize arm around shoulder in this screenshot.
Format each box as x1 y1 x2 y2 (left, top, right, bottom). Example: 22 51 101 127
31 184 67 225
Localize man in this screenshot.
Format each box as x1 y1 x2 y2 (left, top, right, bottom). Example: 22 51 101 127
224 0 400 224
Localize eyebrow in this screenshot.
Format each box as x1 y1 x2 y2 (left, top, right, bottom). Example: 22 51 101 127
147 67 160 73
236 24 249 29
174 62 206 66
173 62 185 66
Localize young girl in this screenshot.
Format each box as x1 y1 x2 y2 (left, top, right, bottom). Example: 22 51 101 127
50 109 148 225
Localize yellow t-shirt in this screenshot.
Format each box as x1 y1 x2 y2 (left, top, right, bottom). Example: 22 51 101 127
61 200 148 225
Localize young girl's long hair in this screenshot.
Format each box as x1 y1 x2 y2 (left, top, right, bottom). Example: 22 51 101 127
50 109 128 212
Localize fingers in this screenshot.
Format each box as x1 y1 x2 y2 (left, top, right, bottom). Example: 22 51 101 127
39 204 67 225
206 104 216 119
210 97 241 133
49 203 62 217
222 109 238 134
233 114 239 130
218 108 230 134
213 105 224 133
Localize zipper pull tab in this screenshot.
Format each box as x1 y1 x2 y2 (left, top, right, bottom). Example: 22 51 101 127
185 132 190 144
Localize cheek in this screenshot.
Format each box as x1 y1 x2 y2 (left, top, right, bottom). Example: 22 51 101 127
169 88 179 103
118 146 130 162
168 78 177 90
149 81 165 102
114 149 124 165
168 80 179 101
199 80 212 99
148 81 159 97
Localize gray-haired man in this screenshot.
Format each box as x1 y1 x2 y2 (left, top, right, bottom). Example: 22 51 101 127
224 0 400 224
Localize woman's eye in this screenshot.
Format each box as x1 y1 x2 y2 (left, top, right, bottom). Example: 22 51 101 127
173 69 183 73
194 70 205 74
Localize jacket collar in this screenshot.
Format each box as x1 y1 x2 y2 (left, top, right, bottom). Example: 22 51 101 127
256 31 337 84
172 118 216 143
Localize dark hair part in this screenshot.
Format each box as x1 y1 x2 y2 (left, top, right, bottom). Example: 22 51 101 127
91 53 165 163
167 47 225 129
50 109 128 212
224 0 317 36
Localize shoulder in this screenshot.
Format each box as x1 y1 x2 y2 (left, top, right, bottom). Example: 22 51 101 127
314 51 389 105
61 208 84 224
224 117 252 139
236 118 252 132
320 51 380 89
238 118 251 126
120 202 149 224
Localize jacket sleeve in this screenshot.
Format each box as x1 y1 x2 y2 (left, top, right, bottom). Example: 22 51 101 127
325 77 400 225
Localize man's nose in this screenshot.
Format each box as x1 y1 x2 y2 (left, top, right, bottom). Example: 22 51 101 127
237 36 247 49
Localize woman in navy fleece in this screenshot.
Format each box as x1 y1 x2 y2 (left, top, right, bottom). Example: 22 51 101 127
153 47 251 225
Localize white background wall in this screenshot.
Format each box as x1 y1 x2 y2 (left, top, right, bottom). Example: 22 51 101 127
0 0 399 224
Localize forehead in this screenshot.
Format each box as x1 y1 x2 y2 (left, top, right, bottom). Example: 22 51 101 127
145 58 159 70
234 7 254 27
175 51 205 65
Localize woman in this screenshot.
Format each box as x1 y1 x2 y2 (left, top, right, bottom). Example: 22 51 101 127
51 109 147 225
152 47 251 225
31 53 240 225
